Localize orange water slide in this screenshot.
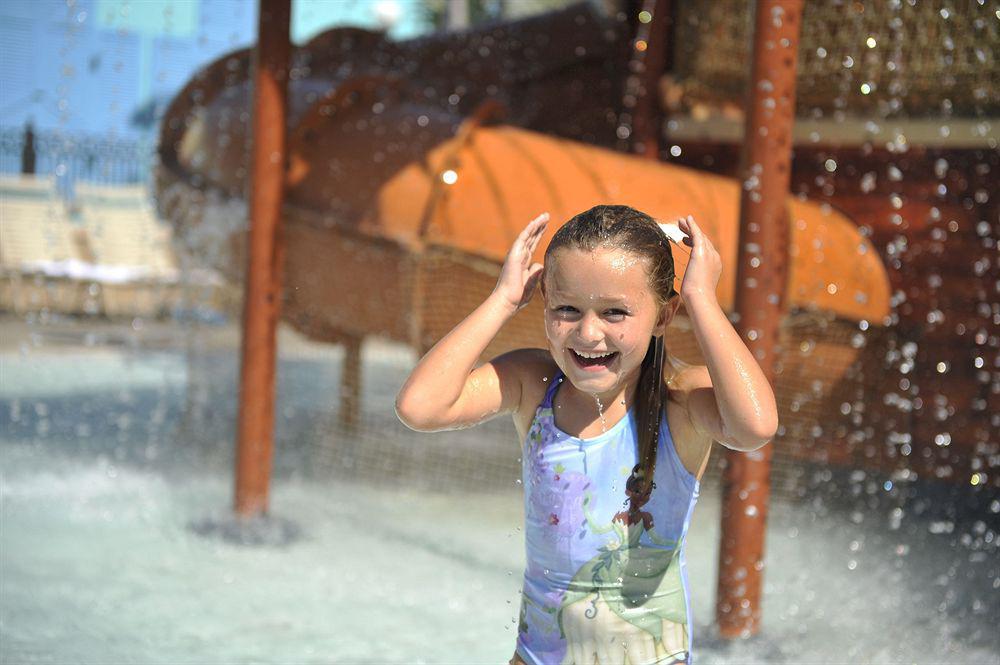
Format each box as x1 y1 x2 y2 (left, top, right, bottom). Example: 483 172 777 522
360 123 889 322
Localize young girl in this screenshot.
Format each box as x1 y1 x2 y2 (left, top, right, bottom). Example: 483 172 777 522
395 205 778 664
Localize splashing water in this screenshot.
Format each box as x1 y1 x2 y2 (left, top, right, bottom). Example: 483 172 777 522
594 395 608 432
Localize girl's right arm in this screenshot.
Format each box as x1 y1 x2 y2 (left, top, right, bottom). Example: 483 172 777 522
395 214 550 432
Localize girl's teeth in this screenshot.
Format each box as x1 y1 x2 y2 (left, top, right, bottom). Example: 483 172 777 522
575 350 612 359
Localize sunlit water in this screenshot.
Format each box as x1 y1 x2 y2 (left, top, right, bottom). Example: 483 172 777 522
1 318 996 664
594 395 608 432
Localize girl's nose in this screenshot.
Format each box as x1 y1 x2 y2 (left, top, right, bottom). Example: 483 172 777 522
576 312 602 344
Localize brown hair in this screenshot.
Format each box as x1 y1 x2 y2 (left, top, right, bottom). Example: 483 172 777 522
543 204 677 497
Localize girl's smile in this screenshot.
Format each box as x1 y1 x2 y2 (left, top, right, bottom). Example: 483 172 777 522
568 348 620 372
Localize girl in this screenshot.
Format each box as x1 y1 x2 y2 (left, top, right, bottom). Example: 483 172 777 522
395 205 778 664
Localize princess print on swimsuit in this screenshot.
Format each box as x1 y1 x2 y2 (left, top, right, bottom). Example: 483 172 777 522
518 367 696 665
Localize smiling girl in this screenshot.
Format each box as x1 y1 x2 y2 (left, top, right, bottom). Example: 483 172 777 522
395 205 778 664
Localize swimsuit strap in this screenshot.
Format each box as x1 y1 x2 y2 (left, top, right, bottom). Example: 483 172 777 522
540 370 564 409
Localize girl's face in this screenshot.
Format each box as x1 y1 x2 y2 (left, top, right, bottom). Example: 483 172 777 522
543 247 673 401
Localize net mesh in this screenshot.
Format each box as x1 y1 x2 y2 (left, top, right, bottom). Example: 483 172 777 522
673 0 998 117
285 245 885 498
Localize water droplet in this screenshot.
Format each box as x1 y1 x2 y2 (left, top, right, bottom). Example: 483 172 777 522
594 396 607 432
929 521 954 534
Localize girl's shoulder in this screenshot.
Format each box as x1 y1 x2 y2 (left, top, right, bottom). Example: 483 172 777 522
498 347 559 405
491 348 559 434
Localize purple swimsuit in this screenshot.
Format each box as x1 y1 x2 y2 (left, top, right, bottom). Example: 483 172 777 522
516 372 700 665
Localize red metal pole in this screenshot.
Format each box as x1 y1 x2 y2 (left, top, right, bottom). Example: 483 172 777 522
715 0 802 638
234 0 292 518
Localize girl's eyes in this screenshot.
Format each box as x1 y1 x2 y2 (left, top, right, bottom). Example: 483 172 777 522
552 306 628 320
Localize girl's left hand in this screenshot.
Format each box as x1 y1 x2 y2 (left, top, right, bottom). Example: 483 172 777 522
677 215 722 302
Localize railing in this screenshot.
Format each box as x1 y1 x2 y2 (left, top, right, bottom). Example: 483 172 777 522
0 126 155 190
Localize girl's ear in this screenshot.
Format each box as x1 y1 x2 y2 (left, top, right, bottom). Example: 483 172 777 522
654 294 682 336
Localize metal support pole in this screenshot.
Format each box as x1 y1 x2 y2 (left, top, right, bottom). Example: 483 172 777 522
234 0 292 518
715 0 802 639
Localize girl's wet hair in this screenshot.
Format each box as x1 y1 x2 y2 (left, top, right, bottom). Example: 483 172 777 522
544 204 677 496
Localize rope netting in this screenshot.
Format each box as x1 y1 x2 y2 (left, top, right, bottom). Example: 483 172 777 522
294 244 885 497
673 0 998 117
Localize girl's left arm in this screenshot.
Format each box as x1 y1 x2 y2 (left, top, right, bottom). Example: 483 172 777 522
674 217 778 452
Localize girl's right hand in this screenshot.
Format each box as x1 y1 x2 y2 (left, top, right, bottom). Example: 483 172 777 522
494 213 549 311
